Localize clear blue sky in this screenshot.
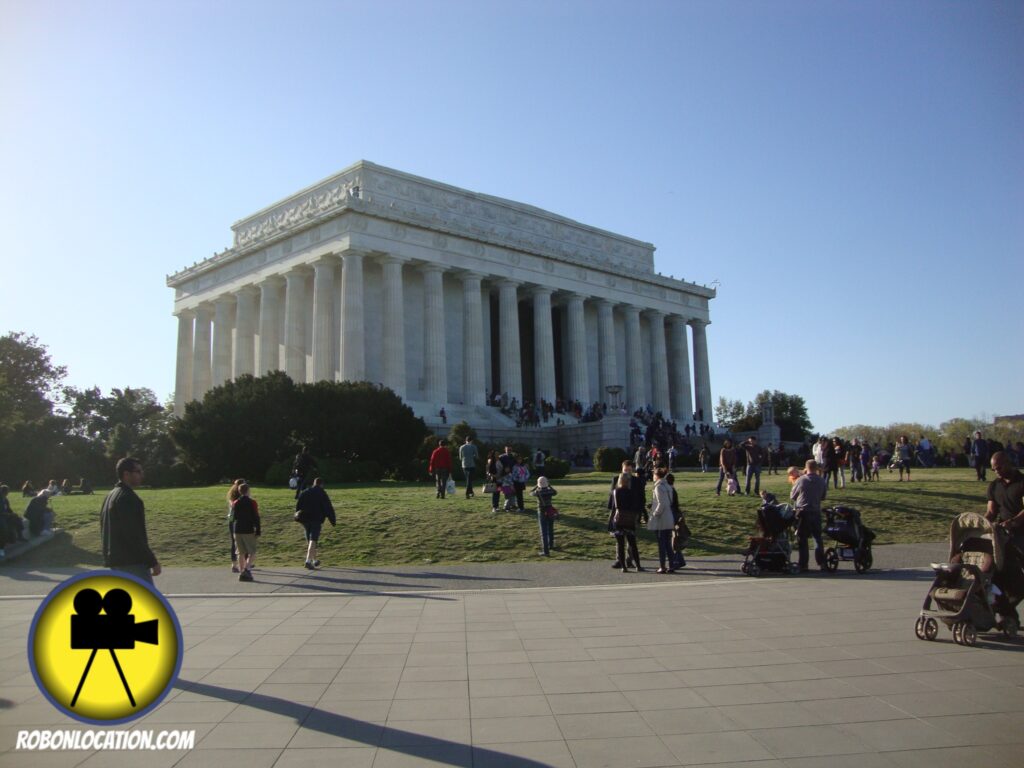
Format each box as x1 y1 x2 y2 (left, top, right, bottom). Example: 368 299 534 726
2 0 1021 434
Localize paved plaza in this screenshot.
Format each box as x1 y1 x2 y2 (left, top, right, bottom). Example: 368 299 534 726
2 548 1023 767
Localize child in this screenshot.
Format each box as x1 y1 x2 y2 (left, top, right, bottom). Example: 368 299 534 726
511 456 531 512
759 489 778 506
871 453 881 481
530 476 558 556
726 475 739 496
500 471 516 511
786 466 802 485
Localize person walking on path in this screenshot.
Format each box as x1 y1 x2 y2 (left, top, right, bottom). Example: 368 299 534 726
226 479 246 573
716 439 738 496
294 477 336 570
231 483 261 582
530 476 558 556
428 440 453 499
100 457 160 586
648 467 676 573
790 459 828 572
458 436 479 498
972 431 990 481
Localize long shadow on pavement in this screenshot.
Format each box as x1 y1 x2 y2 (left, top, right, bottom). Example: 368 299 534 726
176 679 549 767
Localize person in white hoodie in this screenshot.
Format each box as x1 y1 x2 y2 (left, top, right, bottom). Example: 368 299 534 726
648 467 676 573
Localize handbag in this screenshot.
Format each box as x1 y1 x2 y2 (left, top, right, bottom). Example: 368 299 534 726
483 482 497 494
445 477 456 496
612 506 637 528
294 509 306 524
544 506 559 519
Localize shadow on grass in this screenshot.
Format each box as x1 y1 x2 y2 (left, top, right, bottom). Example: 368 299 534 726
175 679 550 767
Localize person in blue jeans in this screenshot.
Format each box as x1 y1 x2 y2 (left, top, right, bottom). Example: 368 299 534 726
648 467 676 572
743 436 763 496
530 477 558 556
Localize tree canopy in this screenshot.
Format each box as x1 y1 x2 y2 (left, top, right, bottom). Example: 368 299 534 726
714 390 813 441
171 373 429 483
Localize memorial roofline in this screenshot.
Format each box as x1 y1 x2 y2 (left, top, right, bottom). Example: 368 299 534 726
230 160 655 251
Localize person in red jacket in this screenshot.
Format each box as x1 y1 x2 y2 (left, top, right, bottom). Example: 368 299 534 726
428 440 453 499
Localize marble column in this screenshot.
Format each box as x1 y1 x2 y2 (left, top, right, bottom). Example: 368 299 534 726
690 319 712 421
283 269 308 383
566 293 589 404
257 276 282 374
191 304 213 401
647 310 670 415
339 250 365 381
233 287 258 379
461 272 485 406
623 305 645 411
174 309 193 416
497 280 523 403
311 257 336 382
531 287 556 406
597 299 616 404
422 265 447 404
381 256 407 399
212 295 235 388
668 315 693 422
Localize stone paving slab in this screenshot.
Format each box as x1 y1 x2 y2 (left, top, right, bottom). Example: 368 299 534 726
2 545 1022 767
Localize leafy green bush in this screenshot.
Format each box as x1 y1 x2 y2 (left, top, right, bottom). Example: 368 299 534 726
541 457 570 479
593 447 628 472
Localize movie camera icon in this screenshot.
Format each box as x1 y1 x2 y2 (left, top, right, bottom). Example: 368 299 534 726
69 587 158 708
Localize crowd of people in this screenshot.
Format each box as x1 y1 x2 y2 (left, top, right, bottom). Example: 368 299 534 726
13 424 1022 597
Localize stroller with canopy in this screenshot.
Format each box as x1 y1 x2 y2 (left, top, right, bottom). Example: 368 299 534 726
824 506 876 573
741 502 798 577
916 512 1022 646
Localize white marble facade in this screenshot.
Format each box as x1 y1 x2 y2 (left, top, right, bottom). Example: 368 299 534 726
167 161 716 423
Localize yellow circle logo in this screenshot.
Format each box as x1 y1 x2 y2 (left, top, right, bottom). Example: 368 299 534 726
28 571 182 725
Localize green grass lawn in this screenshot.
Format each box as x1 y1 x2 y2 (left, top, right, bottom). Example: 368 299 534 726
7 467 989 569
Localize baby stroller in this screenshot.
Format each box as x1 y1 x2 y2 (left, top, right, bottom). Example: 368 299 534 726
916 512 1021 646
824 506 876 573
741 502 798 577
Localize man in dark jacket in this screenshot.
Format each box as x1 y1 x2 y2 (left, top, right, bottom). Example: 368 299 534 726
100 457 160 585
295 477 336 570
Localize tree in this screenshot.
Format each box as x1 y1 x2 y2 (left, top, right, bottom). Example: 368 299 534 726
0 332 66 426
715 390 814 441
172 375 429 483
0 333 70 483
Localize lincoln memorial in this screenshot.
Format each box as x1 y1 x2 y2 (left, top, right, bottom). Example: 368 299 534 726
167 161 715 436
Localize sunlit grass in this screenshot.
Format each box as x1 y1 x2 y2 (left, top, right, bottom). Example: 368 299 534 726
10 467 985 569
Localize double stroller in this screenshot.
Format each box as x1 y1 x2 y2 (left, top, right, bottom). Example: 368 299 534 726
916 512 1023 646
823 506 876 573
741 501 798 577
